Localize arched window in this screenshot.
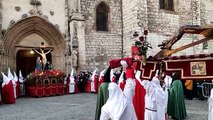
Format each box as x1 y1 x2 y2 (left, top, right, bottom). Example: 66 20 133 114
160 0 174 11
96 2 109 31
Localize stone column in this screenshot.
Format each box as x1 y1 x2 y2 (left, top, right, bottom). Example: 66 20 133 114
69 13 85 72
64 0 72 74
0 0 4 72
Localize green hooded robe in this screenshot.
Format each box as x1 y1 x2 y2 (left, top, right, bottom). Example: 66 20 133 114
167 77 187 120
95 67 112 120
94 83 109 120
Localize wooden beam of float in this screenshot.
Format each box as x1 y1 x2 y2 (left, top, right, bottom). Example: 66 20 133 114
157 37 213 57
15 45 54 50
154 25 213 58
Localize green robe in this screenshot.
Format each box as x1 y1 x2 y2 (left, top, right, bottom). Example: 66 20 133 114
167 80 187 120
95 83 109 120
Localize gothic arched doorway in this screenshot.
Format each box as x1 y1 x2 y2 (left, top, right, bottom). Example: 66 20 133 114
2 16 65 73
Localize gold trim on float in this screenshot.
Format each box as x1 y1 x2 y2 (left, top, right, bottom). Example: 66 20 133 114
139 61 157 79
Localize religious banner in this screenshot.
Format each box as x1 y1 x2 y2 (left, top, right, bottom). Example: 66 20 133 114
190 61 206 76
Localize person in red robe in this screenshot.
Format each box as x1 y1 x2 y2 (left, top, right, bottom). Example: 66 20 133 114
84 72 92 93
1 72 15 104
13 72 20 98
8 68 16 99
133 76 146 120
91 68 99 93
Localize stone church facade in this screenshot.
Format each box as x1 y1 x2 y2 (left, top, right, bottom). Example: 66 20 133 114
0 0 212 76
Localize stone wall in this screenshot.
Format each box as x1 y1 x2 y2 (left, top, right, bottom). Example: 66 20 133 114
2 0 66 34
206 0 213 24
122 0 145 57
205 0 213 53
122 0 213 57
80 0 122 71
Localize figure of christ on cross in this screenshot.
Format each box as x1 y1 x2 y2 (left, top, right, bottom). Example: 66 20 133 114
33 48 52 71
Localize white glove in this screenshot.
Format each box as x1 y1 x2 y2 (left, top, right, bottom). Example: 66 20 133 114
120 60 128 68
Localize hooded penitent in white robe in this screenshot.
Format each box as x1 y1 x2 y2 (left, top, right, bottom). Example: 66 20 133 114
19 70 25 96
140 72 167 120
8 68 16 98
208 89 213 120
1 72 15 104
163 75 172 112
69 69 75 93
100 79 137 120
91 68 98 92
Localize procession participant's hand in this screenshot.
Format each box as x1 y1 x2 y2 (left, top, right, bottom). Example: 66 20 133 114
120 60 128 69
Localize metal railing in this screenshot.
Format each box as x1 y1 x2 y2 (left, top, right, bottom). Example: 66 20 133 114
202 82 213 98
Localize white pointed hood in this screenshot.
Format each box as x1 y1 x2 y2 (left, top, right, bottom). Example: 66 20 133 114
91 68 98 82
13 72 18 82
69 68 75 84
2 72 10 87
102 82 128 119
8 68 14 81
99 69 106 81
118 71 125 84
19 70 24 83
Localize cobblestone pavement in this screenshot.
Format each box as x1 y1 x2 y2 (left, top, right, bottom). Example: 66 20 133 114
0 93 209 120
168 98 208 120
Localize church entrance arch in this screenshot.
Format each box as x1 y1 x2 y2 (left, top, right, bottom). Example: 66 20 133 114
3 16 65 74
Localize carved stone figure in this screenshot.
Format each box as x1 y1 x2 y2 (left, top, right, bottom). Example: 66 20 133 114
72 49 78 68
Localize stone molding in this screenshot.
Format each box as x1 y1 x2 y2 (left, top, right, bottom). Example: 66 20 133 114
2 16 65 71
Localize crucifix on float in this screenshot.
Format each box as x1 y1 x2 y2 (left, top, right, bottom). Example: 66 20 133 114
33 42 52 71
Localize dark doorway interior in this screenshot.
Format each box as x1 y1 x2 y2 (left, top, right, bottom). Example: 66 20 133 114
16 50 52 77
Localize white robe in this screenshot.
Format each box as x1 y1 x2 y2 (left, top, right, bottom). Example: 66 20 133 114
209 89 213 120
141 77 167 120
19 70 25 96
100 79 137 120
69 76 75 93
91 68 98 92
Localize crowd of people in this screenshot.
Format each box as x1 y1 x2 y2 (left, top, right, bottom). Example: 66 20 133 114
92 58 213 120
0 57 213 120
